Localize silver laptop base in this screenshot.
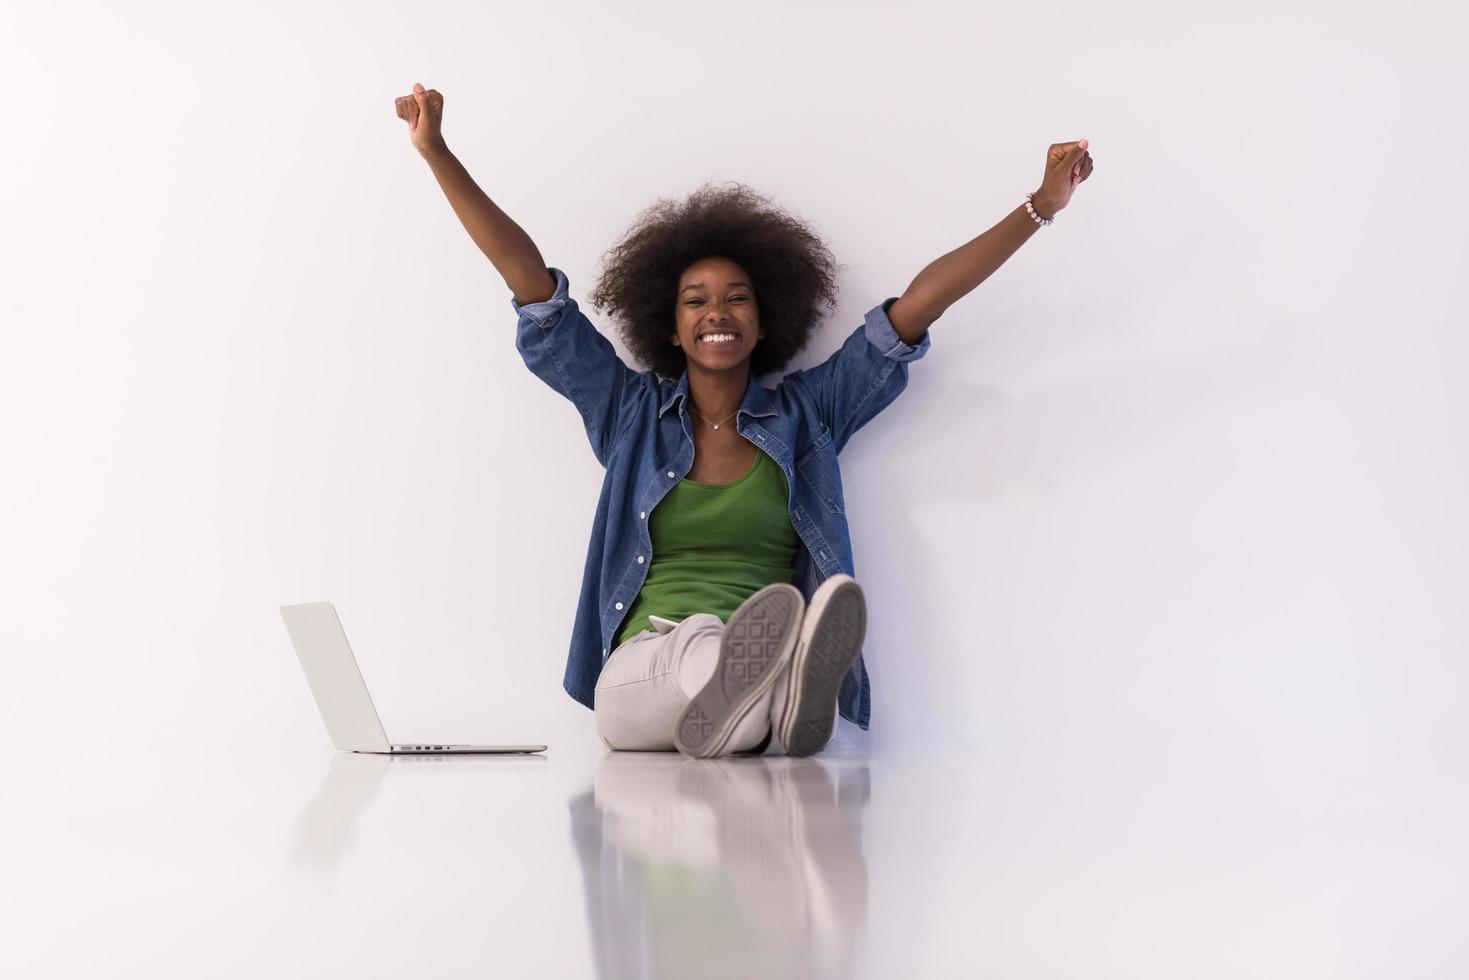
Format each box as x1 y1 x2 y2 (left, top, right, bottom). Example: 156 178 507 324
380 744 546 755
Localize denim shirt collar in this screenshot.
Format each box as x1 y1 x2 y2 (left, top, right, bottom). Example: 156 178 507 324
657 370 779 421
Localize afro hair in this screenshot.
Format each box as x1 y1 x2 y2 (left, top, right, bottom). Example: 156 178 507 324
586 181 841 381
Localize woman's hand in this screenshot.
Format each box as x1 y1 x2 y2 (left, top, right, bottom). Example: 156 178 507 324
395 82 445 155
1033 139 1093 218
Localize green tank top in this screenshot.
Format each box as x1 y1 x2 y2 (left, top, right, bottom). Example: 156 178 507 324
615 448 800 648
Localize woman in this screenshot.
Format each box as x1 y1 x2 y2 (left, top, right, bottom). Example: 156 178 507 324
397 82 1093 758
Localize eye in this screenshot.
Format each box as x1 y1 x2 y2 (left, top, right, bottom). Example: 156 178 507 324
685 295 748 306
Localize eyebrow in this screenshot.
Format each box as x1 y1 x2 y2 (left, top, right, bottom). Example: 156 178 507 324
679 281 750 294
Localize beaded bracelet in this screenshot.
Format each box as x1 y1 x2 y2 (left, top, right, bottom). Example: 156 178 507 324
1025 192 1054 226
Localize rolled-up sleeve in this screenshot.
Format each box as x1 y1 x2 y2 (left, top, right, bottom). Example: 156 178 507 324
513 266 641 467
511 265 573 328
865 295 932 362
786 296 932 453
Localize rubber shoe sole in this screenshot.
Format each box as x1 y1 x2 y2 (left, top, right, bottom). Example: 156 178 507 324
674 583 803 759
778 574 866 757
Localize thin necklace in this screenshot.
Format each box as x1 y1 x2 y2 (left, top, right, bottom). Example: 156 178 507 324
688 403 739 431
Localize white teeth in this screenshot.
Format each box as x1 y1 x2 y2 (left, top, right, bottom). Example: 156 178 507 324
701 333 738 344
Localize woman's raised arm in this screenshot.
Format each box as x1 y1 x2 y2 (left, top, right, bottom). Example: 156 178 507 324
397 82 557 305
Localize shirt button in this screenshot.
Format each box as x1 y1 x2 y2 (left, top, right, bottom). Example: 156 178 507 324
615 602 624 610
602 647 608 657
640 511 646 520
637 555 645 564
666 470 675 478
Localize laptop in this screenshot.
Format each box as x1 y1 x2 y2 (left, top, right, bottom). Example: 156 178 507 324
280 600 547 755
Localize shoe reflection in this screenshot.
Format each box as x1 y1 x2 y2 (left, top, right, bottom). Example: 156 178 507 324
569 754 870 979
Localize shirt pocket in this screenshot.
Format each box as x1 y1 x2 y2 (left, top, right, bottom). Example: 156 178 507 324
796 427 846 515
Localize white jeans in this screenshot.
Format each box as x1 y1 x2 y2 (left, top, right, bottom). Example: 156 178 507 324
595 613 792 754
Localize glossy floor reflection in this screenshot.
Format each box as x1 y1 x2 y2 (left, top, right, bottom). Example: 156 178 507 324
283 749 871 978
8 728 1464 978
570 754 869 979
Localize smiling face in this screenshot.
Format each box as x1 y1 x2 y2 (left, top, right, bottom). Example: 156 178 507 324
670 255 762 374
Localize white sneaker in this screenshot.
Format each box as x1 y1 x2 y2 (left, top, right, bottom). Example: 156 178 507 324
774 574 866 757
674 583 804 759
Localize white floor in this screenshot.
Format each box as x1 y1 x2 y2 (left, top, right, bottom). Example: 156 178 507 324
7 715 1466 979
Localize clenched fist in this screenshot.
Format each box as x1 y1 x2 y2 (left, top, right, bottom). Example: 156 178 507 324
395 82 445 155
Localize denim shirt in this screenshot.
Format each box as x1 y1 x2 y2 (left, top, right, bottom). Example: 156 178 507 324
512 266 931 730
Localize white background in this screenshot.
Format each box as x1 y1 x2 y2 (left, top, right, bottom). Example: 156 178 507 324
4 1 1467 976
